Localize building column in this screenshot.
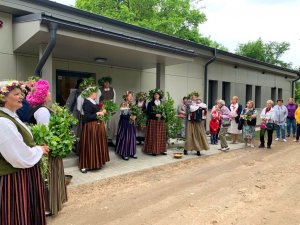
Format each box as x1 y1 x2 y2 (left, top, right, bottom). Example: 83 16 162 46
39 44 54 97
156 63 165 91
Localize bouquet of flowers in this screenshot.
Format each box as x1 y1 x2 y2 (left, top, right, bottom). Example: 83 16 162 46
97 100 119 123
153 104 166 120
243 114 252 121
129 105 142 125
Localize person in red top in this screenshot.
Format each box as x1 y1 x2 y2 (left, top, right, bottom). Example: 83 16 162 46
210 108 220 144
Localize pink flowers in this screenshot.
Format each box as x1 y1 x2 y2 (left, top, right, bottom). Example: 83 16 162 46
26 80 50 106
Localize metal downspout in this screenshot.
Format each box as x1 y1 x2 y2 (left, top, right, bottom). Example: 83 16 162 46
292 73 300 98
34 22 58 76
204 48 217 104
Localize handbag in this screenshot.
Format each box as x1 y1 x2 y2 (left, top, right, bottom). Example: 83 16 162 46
266 122 278 131
221 119 231 127
238 119 244 130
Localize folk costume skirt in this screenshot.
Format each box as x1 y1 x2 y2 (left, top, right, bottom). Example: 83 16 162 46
0 165 46 225
115 117 136 157
185 121 209 151
143 119 167 154
47 156 67 215
79 121 110 170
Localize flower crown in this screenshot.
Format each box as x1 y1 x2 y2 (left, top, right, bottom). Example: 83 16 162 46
0 80 26 102
148 88 164 100
81 86 99 98
80 77 96 91
98 76 112 87
187 91 200 99
26 79 50 107
136 92 148 101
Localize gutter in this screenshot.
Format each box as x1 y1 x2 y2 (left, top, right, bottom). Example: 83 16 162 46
204 48 217 104
292 73 300 98
34 22 58 76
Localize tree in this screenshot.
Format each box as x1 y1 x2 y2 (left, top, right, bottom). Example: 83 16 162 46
75 0 227 50
235 38 292 68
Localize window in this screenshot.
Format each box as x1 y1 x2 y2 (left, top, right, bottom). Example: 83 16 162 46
271 87 276 102
278 88 282 99
246 85 252 102
208 80 218 109
222 82 231 105
255 86 261 108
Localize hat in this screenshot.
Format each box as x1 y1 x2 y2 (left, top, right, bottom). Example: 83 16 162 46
98 76 112 87
187 91 200 99
26 79 50 107
0 80 26 104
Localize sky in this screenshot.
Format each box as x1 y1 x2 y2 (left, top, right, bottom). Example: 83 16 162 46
53 0 300 68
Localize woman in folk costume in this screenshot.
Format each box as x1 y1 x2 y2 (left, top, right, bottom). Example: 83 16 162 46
143 88 167 156
27 79 67 216
115 91 138 160
135 91 147 145
227 96 243 144
184 91 209 156
79 85 110 173
0 80 49 225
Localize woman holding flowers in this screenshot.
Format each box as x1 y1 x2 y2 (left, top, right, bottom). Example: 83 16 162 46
79 85 109 173
240 100 258 148
115 91 138 160
27 79 67 216
143 89 167 156
0 80 49 225
184 92 209 156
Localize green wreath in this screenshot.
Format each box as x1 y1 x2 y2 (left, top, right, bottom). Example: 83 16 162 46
148 88 164 100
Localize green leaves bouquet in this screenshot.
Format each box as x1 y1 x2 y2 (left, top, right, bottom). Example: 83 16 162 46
97 100 119 123
129 104 142 125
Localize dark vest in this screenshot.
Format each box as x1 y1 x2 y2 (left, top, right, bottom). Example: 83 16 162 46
28 105 51 125
99 87 114 102
242 108 257 126
0 111 36 176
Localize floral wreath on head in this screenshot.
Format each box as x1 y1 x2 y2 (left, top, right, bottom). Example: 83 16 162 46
136 92 147 101
148 88 164 100
81 86 99 98
0 80 26 103
26 79 50 107
122 90 134 101
79 77 96 91
98 76 112 87
24 76 40 94
187 91 200 99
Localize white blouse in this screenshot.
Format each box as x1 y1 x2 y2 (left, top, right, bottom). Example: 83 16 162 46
34 107 50 125
0 107 43 169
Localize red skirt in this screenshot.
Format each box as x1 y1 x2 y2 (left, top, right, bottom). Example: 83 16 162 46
79 121 110 170
0 165 46 225
143 119 167 154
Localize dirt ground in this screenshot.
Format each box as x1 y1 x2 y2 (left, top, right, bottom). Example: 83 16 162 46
48 140 300 225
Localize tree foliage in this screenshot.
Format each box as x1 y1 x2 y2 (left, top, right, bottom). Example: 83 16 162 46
75 0 227 49
235 38 292 68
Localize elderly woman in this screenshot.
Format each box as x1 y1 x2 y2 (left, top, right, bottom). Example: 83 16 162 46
184 92 209 156
79 85 110 173
259 100 276 149
27 79 67 216
227 96 243 144
0 80 49 225
115 91 137 160
143 89 167 156
218 99 231 151
286 98 298 138
240 100 258 148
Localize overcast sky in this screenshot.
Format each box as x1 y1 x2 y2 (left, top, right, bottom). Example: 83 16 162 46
53 0 300 68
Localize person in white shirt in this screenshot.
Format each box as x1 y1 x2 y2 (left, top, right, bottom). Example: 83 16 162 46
273 99 288 142
0 80 49 224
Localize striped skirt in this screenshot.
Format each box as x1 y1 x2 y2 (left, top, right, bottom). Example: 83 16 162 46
47 156 67 215
79 121 110 170
143 119 167 154
115 118 136 157
185 121 210 151
0 165 46 225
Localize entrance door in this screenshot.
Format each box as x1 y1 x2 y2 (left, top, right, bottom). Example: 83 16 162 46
56 70 95 106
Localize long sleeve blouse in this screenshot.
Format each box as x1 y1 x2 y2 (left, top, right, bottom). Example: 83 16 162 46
260 107 275 123
0 107 43 168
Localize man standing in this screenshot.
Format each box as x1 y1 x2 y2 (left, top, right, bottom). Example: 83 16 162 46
273 99 288 142
285 98 297 137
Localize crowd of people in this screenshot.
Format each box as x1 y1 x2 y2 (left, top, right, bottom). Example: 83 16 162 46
0 76 300 224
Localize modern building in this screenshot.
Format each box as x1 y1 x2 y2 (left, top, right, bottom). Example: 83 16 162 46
1 0 299 111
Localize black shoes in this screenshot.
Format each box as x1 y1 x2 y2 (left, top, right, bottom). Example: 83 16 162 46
197 151 201 156
183 150 188 155
267 145 271 149
258 144 265 148
122 156 129 160
152 153 157 156
161 152 167 155
130 155 138 159
80 168 87 173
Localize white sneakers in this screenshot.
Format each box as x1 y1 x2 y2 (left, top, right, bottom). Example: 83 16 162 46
275 138 279 141
282 139 287 142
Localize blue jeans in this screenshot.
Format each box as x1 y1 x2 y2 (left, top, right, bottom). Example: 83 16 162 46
286 118 296 136
276 124 286 139
210 134 217 144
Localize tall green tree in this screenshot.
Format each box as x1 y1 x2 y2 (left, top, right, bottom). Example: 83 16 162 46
235 38 292 68
75 0 227 49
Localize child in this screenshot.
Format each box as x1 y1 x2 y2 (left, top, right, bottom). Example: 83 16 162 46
210 109 220 144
